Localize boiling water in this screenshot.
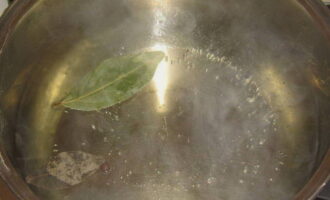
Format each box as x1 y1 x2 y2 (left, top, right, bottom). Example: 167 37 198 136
13 46 318 200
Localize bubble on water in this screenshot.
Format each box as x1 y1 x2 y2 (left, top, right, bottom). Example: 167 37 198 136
215 75 219 80
253 165 260 174
91 124 96 130
103 137 108 143
115 115 119 121
247 97 255 103
239 179 244 184
243 166 248 174
259 139 266 145
207 177 216 185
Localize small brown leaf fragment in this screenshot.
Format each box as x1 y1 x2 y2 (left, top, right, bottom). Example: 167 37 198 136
46 151 105 186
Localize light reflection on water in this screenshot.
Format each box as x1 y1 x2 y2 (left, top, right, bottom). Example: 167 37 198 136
152 43 169 113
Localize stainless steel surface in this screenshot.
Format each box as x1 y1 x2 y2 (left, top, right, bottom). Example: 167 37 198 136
322 0 330 6
318 182 330 200
0 0 330 199
0 1 8 15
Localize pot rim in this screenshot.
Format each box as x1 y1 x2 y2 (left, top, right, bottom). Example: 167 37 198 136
0 0 329 199
0 1 40 200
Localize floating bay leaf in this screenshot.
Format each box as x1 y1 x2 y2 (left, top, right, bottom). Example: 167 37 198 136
46 151 105 186
58 51 165 111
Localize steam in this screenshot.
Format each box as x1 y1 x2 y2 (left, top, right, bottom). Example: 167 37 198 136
14 0 320 199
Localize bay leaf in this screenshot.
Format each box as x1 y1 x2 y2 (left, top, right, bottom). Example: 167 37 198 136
57 51 165 111
46 151 105 186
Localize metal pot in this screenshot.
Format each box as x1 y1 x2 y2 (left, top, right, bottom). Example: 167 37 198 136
0 0 329 199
